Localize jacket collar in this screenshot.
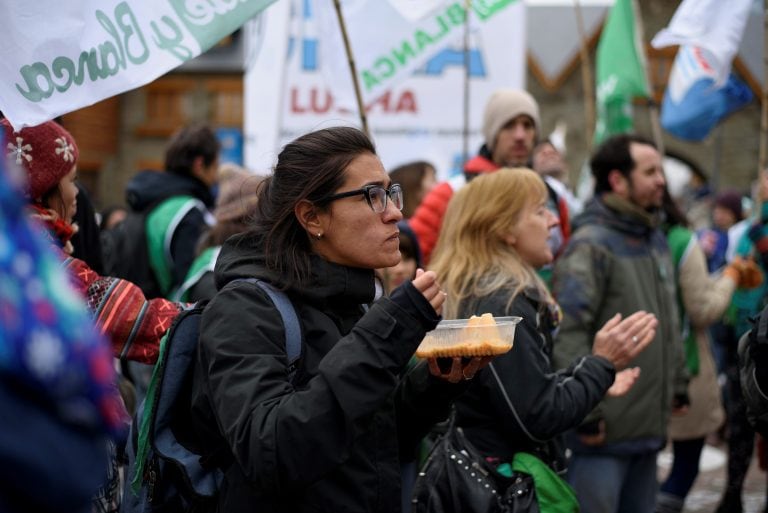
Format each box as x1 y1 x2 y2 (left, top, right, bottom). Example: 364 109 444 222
601 193 658 229
215 232 376 306
302 254 376 306
573 193 660 238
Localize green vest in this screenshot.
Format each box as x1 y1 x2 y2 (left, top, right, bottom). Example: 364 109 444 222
172 246 221 302
146 195 206 298
666 225 699 376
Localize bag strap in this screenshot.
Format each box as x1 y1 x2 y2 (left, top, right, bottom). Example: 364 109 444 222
758 304 768 345
235 278 302 378
195 279 302 474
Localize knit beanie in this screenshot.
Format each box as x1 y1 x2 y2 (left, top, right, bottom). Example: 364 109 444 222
482 89 540 152
1 119 79 200
214 166 264 224
715 190 744 221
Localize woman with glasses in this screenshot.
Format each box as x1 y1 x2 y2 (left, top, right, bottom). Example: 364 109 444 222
189 127 485 512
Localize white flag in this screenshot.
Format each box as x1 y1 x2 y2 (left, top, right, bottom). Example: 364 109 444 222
651 0 754 85
243 0 526 178
0 0 276 130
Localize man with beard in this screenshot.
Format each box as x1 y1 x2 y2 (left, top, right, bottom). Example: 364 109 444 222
552 134 689 513
409 89 570 265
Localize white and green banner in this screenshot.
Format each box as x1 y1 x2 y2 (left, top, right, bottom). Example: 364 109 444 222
245 0 525 180
0 0 276 130
318 0 518 109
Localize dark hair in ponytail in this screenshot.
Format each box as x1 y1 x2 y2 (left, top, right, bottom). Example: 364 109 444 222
250 126 376 286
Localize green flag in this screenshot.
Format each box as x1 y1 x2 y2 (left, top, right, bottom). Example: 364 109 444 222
594 0 650 144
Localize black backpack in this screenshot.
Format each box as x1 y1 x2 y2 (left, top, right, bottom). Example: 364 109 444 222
101 208 161 299
121 279 302 512
739 303 768 436
102 195 206 299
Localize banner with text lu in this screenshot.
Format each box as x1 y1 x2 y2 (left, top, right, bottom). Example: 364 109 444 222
0 0 276 130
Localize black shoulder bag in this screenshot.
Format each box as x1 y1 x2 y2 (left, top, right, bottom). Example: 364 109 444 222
410 413 539 513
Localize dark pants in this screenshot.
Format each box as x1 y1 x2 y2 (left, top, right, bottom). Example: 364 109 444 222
722 335 755 501
567 451 658 513
660 438 706 499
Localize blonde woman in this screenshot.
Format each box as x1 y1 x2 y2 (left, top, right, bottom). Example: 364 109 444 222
430 168 656 479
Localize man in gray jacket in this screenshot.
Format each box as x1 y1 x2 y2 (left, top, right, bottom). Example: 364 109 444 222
552 134 689 513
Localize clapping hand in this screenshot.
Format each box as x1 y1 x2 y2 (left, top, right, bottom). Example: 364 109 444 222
606 367 641 397
593 311 657 370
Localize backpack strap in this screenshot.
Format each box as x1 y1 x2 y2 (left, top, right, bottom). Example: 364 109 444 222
758 304 768 345
195 280 302 473
236 278 302 377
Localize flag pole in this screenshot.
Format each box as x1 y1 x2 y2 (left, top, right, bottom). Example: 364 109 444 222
574 0 595 154
462 0 472 168
332 0 369 137
756 0 768 214
759 0 768 177
631 0 665 157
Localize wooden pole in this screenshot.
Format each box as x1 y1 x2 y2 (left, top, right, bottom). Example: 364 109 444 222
574 0 595 154
462 0 472 167
631 0 665 157
756 0 768 212
759 0 768 176
332 0 369 137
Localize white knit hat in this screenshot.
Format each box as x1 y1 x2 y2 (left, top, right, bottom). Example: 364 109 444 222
482 89 540 152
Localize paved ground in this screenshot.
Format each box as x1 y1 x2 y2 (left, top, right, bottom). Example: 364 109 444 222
657 440 767 513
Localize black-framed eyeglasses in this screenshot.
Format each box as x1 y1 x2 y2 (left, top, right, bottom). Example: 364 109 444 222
323 183 403 214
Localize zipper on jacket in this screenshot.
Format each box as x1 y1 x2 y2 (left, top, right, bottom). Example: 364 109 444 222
146 457 158 503
652 245 670 434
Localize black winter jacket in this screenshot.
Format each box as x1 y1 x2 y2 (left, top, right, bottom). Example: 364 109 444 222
125 170 214 294
454 288 615 472
190 233 466 512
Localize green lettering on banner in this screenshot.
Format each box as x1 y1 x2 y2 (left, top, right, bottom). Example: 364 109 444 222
360 0 517 92
413 30 433 52
16 63 54 102
13 1 149 103
374 57 395 79
114 1 150 65
472 0 517 21
166 0 277 53
445 2 465 26
362 70 380 90
392 41 416 67
151 16 194 61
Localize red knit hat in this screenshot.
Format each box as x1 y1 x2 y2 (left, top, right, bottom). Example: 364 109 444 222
1 119 79 200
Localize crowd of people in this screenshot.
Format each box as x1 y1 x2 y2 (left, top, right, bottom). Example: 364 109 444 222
2 85 768 513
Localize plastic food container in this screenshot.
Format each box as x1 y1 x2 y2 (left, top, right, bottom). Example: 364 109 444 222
415 315 521 358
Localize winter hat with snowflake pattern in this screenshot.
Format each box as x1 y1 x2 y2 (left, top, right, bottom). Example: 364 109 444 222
1 119 79 200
